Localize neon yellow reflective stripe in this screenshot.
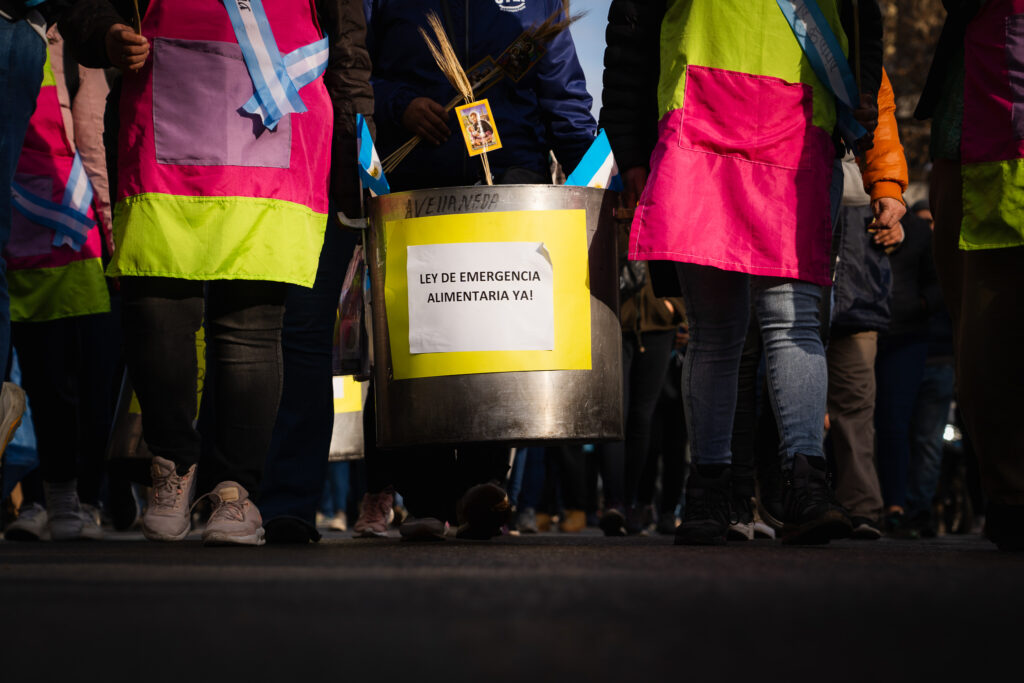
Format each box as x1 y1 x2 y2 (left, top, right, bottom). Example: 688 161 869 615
961 159 1024 250
9 258 111 322
109 193 327 287
41 49 56 87
658 0 844 132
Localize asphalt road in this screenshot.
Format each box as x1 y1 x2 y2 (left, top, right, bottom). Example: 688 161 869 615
0 530 1020 682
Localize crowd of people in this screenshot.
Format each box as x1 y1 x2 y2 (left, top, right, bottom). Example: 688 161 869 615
0 0 1019 552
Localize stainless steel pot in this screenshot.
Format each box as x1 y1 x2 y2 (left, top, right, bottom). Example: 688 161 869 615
367 184 622 447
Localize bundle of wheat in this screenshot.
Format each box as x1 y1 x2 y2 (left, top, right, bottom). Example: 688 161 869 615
381 0 583 182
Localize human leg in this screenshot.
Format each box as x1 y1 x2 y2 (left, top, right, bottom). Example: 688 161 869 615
672 263 749 545
121 277 205 541
906 362 955 533
827 331 883 528
753 276 849 543
260 224 354 540
0 19 45 458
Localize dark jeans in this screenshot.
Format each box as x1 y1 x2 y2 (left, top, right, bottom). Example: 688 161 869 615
122 277 286 495
12 310 121 500
258 224 354 525
1 18 46 366
607 330 675 506
639 350 688 514
874 334 929 509
541 445 586 514
906 362 955 517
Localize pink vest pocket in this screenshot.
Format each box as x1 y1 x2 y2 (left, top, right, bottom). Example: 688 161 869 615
152 38 292 168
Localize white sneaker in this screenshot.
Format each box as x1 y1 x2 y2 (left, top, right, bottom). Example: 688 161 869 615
79 503 105 540
143 456 197 542
45 480 101 541
201 481 265 546
0 382 26 461
4 502 49 541
327 511 347 531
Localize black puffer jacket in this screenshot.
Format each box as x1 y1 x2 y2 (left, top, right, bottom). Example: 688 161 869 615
885 213 944 339
60 0 374 217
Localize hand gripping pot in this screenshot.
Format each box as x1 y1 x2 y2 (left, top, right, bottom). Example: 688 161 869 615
367 184 623 447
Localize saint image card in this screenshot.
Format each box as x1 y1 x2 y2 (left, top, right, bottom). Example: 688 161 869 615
456 99 502 157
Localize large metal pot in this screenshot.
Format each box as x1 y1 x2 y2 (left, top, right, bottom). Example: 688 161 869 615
367 184 622 447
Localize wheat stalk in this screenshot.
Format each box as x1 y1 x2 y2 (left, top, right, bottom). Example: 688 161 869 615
382 3 583 181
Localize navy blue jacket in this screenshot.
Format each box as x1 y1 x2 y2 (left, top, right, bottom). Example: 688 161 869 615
831 203 892 336
364 0 596 190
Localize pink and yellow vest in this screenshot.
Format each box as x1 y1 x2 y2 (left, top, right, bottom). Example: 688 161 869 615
960 0 1024 250
109 0 332 287
6 47 110 322
629 0 846 286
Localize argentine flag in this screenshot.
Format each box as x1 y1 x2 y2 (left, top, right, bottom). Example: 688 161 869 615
357 114 390 197
565 129 623 192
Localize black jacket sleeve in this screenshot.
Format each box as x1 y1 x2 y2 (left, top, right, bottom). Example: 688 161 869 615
60 0 137 68
318 0 375 217
914 0 983 120
841 0 883 102
598 0 666 172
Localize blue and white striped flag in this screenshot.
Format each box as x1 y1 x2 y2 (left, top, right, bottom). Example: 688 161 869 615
241 37 329 125
776 0 868 149
565 129 623 192
223 0 310 131
54 153 95 249
357 114 390 197
12 181 93 251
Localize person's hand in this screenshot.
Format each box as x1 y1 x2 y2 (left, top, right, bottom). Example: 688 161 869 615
621 166 648 210
401 97 450 145
871 197 906 230
674 324 689 349
105 24 149 71
870 222 904 249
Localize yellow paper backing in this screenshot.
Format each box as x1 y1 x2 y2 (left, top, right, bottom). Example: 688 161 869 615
384 209 591 380
333 376 365 414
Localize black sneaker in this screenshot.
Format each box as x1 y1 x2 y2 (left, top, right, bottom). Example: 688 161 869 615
456 483 510 540
781 454 852 545
674 465 731 546
849 516 882 540
727 494 755 541
599 508 627 537
883 509 920 539
984 503 1024 551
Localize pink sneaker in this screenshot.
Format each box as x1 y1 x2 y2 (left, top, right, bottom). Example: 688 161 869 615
201 481 265 546
353 489 395 538
142 456 196 542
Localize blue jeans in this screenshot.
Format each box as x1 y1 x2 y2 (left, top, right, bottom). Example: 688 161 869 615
0 18 45 367
675 263 827 467
319 461 351 518
905 362 955 516
258 224 357 525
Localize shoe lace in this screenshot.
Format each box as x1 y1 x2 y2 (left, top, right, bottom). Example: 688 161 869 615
192 491 246 522
152 469 186 509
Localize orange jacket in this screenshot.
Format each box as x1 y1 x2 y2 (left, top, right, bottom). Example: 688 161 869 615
861 68 908 204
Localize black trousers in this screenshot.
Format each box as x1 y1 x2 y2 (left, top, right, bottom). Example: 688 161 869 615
12 309 121 501
121 277 286 495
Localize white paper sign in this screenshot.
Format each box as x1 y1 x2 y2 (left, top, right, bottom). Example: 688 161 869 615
406 241 554 354
332 376 345 399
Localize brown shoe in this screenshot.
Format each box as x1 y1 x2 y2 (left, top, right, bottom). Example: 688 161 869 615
559 509 586 533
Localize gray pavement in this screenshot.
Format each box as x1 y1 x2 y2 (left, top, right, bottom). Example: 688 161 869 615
1 530 1021 681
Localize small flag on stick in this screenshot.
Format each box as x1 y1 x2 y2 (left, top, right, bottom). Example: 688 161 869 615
357 114 390 196
565 129 623 191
